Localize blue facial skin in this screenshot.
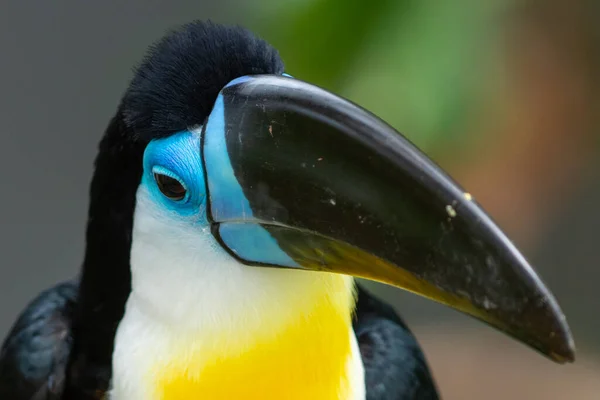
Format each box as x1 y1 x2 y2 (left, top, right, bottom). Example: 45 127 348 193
141 77 299 268
141 130 208 222
218 223 299 267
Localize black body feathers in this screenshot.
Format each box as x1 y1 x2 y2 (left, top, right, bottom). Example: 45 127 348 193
0 281 77 399
355 287 439 400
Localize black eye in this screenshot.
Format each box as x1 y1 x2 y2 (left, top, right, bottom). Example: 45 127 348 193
154 172 187 201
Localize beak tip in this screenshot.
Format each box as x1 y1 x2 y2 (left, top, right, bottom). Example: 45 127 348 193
542 318 576 363
551 348 576 364
546 294 576 364
556 335 576 364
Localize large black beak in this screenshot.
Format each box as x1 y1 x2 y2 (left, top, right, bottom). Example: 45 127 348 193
200 75 575 363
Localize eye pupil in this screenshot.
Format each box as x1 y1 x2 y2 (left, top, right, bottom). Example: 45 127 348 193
154 173 187 201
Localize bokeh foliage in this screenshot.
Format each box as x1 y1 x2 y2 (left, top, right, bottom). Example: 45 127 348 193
250 0 511 157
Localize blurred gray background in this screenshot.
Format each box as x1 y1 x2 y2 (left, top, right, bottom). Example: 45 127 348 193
1 1 599 399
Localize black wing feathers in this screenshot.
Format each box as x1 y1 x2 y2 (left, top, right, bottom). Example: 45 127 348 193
0 280 77 400
354 285 440 400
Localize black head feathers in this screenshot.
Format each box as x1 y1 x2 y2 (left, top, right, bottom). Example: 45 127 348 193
121 20 285 142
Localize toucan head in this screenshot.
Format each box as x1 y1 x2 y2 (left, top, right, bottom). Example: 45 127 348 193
95 20 574 364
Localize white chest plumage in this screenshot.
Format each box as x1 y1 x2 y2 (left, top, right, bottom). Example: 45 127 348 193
109 186 366 400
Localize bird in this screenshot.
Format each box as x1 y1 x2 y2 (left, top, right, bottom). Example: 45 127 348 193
0 20 575 400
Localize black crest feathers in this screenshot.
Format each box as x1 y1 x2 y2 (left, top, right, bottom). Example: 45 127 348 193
121 20 285 141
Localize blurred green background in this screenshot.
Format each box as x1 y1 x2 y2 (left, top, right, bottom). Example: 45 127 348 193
1 0 599 398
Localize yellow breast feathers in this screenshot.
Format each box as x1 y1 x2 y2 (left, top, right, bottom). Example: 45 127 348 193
153 275 360 400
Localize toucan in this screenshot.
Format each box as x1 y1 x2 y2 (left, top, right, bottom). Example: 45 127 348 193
0 21 574 400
